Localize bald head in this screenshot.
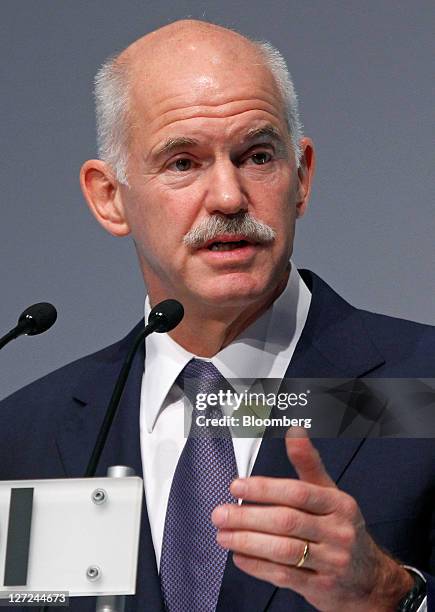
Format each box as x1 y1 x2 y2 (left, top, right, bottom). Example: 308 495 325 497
120 19 260 66
94 19 303 183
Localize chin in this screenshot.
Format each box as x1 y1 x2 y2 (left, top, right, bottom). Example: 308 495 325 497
194 276 273 308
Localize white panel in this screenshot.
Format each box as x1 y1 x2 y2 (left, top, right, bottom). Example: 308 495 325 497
0 477 143 597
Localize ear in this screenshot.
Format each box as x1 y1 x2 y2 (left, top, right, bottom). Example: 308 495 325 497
295 137 315 219
80 159 131 237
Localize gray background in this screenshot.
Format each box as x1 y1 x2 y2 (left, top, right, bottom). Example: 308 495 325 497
0 1 433 400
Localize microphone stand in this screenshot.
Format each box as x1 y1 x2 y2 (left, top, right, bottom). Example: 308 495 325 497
0 327 23 351
39 299 183 612
86 298 183 477
0 319 36 351
84 325 148 478
95 465 136 612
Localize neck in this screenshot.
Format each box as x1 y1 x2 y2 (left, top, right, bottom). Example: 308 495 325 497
148 266 291 357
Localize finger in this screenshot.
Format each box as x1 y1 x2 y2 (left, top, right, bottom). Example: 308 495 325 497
216 529 320 569
232 552 315 593
285 427 336 488
219 528 357 576
211 503 324 543
230 476 339 514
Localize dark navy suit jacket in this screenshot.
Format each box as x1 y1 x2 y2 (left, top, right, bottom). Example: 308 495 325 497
1 270 434 611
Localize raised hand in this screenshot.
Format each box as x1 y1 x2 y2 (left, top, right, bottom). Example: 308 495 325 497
211 428 413 611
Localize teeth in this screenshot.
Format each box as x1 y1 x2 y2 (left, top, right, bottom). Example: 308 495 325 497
209 241 248 251
210 243 235 251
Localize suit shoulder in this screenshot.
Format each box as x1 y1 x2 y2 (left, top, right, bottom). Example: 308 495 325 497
358 309 435 374
0 322 141 413
300 269 434 375
359 308 435 343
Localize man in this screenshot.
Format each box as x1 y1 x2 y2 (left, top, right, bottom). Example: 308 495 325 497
0 19 434 611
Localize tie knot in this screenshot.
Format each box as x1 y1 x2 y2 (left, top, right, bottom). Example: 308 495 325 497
177 358 233 400
177 358 226 389
176 358 234 429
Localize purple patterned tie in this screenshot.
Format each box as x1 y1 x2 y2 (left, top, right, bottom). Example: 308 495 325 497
159 358 238 612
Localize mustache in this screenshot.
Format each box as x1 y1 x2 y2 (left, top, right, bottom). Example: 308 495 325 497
183 213 276 248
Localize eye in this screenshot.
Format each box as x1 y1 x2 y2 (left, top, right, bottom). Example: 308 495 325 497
248 151 273 165
168 158 193 172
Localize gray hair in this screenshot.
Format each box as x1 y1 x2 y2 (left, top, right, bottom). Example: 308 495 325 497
94 39 303 186
94 56 131 184
255 41 303 165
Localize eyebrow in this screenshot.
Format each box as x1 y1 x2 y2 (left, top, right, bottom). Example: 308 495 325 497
242 125 284 144
152 136 201 159
151 124 286 160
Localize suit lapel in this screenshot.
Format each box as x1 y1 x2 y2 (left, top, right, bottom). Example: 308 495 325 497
217 270 386 612
56 321 164 611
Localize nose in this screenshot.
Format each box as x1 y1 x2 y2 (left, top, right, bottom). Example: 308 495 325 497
203 159 248 216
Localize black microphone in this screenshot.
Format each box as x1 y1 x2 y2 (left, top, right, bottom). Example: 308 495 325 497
0 303 57 351
147 298 184 333
84 299 184 477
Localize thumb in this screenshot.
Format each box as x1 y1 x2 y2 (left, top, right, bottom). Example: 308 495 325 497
285 427 336 488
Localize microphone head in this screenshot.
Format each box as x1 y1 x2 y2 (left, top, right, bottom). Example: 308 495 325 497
18 302 57 336
148 299 184 333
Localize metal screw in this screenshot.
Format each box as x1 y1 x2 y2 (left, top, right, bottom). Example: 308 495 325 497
86 565 101 581
91 488 107 505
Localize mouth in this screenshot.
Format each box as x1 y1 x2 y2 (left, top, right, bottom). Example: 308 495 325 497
201 235 258 252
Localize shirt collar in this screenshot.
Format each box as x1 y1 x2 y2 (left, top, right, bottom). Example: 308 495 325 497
142 261 311 433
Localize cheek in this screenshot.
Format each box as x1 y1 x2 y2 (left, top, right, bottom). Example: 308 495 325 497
125 185 200 250
246 164 294 203
248 183 294 227
243 163 288 186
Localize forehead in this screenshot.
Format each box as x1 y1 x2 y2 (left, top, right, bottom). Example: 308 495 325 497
127 48 287 147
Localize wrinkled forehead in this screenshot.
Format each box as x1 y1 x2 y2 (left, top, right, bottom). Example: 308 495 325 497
125 39 286 136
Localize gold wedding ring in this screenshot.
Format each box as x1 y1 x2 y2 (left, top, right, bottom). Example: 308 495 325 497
295 541 310 568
